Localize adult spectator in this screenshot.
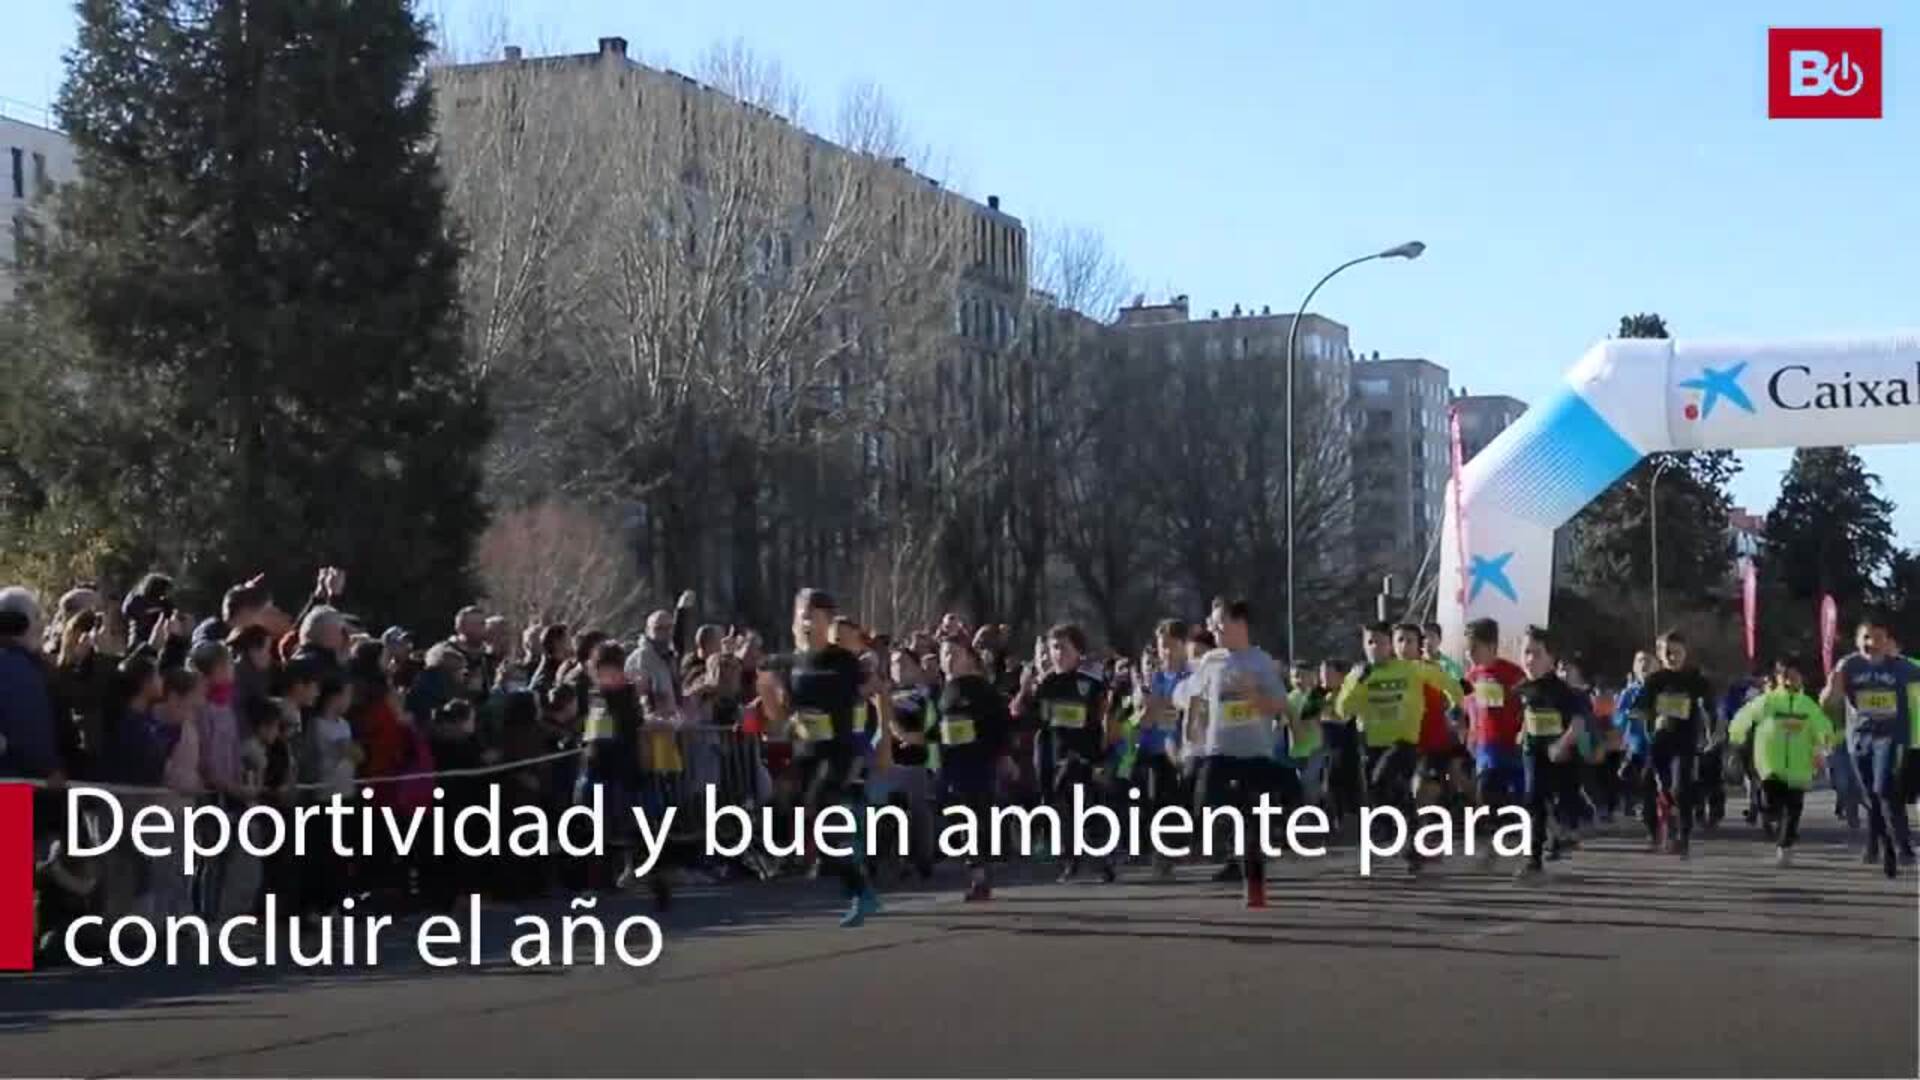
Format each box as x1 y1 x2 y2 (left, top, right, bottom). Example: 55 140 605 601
194 576 276 645
530 623 571 693
121 573 176 647
229 624 276 717
294 605 351 677
626 608 682 723
51 605 124 781
682 623 726 684
1 587 59 780
446 606 491 698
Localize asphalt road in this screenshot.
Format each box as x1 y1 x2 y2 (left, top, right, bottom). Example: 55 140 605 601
4 792 1915 1078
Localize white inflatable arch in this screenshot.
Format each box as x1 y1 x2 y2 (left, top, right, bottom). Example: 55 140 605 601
1438 334 1920 648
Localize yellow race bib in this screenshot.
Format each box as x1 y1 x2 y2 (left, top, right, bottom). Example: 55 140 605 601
1654 692 1692 721
941 715 978 746
1221 700 1258 726
1474 681 1506 708
796 709 835 742
1523 708 1565 737
1048 702 1088 729
1856 689 1899 717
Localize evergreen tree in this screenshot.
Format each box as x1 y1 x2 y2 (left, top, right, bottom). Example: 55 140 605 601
1763 447 1897 614
1569 314 1739 604
1878 549 1919 649
5 0 485 624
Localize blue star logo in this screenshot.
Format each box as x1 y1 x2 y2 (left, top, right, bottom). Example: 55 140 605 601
1468 551 1519 604
1677 362 1755 419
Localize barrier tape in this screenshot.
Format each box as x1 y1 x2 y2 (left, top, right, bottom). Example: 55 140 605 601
0 725 759 798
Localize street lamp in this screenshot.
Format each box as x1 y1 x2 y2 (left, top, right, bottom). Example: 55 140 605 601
1283 241 1425 662
1649 455 1676 638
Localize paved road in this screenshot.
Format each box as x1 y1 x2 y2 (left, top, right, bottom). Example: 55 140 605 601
4 792 1915 1077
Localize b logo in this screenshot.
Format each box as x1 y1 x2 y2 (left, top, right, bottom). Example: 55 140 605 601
1788 50 1866 97
1769 29 1882 119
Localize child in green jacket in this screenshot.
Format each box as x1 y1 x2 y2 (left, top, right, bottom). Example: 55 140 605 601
1729 655 1836 867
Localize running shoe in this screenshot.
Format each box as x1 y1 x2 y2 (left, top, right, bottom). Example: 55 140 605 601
840 889 883 927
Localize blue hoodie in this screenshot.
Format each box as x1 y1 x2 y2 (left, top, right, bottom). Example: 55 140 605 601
1616 680 1650 760
0 643 57 778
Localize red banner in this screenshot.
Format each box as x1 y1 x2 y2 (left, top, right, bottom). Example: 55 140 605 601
1448 405 1469 609
1819 594 1839 676
1740 558 1758 664
0 785 31 970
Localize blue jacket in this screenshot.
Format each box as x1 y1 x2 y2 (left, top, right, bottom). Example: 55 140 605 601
0 643 58 778
1616 681 1650 759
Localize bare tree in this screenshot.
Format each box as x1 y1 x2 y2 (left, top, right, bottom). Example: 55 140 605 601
473 499 647 634
434 41 967 634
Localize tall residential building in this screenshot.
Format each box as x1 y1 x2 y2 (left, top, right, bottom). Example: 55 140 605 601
430 38 1034 625
2 112 77 302
1110 297 1357 595
1450 392 1527 462
1351 356 1452 588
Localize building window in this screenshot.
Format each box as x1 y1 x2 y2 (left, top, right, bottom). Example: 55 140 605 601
1356 377 1390 397
30 151 46 194
9 148 22 200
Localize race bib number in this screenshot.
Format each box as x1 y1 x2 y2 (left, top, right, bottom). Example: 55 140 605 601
1220 699 1258 726
1048 702 1088 729
941 715 978 746
1855 689 1899 718
1654 693 1692 721
1779 713 1806 733
852 703 870 733
1474 681 1506 708
796 710 835 743
1523 708 1565 736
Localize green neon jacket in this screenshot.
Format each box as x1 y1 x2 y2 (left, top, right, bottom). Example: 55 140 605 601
1729 689 1835 790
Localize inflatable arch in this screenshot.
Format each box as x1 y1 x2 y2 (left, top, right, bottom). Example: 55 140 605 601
1437 334 1920 648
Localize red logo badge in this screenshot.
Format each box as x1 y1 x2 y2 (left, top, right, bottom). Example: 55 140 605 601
1769 28 1882 119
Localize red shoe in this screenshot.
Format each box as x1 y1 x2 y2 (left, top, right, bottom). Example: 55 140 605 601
1244 875 1268 909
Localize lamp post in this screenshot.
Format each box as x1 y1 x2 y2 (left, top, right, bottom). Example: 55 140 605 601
1649 455 1676 637
1283 241 1425 662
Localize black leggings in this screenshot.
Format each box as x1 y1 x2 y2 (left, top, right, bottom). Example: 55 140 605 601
1760 778 1805 847
1363 743 1418 856
1195 756 1292 880
1523 740 1575 867
802 755 870 897
1643 728 1698 840
1324 724 1363 820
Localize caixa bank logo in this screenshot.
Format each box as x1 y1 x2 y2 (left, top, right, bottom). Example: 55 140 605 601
1680 360 1920 421
1768 28 1882 119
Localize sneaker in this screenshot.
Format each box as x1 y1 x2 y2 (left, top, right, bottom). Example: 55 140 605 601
963 880 992 903
1152 859 1177 883
1057 860 1079 884
1675 836 1691 861
1774 846 1791 868
1099 860 1117 884
1514 863 1543 882
1862 844 1881 866
840 890 882 928
1244 876 1268 909
1212 862 1243 883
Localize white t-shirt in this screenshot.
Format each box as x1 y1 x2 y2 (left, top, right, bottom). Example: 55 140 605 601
1176 646 1285 760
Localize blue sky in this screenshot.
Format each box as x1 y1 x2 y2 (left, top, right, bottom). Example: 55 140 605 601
4 0 1915 544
